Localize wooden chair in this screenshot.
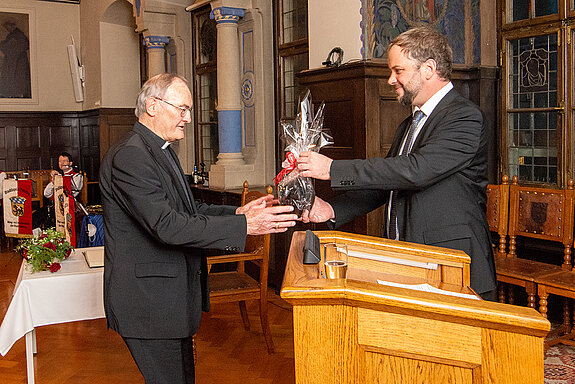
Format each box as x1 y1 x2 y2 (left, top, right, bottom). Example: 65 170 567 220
486 175 510 259
206 181 275 354
495 176 573 308
533 180 575 349
79 171 88 206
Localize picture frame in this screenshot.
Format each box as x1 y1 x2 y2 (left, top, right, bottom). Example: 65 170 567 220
0 8 37 105
39 1 80 4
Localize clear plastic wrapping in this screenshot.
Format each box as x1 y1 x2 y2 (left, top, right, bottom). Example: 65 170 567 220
274 90 333 216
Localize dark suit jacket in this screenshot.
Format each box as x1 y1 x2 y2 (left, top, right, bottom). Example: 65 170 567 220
329 88 496 294
99 122 247 339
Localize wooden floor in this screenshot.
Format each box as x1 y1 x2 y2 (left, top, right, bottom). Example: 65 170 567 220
0 250 296 384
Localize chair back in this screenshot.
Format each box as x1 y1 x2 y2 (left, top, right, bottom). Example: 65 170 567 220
241 181 273 255
5 169 53 208
486 175 510 257
508 175 575 270
79 171 88 205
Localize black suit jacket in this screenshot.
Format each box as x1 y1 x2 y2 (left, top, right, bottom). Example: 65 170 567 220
329 89 496 294
99 122 247 339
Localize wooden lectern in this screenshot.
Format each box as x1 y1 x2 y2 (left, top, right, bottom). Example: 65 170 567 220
281 231 550 384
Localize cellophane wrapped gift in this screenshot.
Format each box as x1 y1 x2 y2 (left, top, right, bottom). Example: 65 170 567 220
274 90 333 216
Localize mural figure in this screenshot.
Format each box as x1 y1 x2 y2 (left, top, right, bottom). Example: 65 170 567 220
0 19 31 98
367 0 457 60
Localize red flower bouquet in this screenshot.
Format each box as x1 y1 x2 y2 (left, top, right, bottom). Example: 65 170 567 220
15 228 73 273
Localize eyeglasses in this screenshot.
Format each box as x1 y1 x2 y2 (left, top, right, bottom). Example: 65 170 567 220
153 97 192 118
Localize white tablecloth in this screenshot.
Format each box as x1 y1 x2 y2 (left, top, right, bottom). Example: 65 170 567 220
0 247 105 356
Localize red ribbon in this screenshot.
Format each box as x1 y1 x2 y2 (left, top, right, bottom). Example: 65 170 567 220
273 152 297 186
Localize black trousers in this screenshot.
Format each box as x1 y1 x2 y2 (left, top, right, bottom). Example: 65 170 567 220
479 289 497 302
122 336 195 384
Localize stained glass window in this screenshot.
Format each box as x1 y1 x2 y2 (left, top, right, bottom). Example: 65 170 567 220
193 8 218 170
510 0 558 22
507 34 558 184
278 0 308 119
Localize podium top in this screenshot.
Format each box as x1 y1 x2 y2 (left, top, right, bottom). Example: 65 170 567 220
281 231 549 336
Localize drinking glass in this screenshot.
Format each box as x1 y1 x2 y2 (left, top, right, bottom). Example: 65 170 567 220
323 243 348 279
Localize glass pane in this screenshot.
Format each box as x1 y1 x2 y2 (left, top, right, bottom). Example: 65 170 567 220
281 0 308 44
507 111 558 184
281 52 308 118
197 71 218 169
511 0 557 21
196 13 217 65
508 35 558 109
512 0 530 21
534 0 557 17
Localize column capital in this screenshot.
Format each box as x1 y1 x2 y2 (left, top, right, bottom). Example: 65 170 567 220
143 35 170 49
210 7 244 24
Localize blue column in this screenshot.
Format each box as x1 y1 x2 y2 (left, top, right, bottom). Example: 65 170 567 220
211 7 244 156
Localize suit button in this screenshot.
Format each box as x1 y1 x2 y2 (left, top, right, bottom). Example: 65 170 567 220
197 269 202 275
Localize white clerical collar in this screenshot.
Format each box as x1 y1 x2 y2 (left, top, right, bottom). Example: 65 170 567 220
417 82 453 117
161 141 170 150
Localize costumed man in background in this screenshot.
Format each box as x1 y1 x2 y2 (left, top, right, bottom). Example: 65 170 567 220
297 26 497 301
100 73 297 384
43 152 84 200
32 152 84 230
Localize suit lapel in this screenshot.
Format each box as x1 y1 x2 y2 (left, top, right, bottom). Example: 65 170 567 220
388 117 411 157
410 88 459 151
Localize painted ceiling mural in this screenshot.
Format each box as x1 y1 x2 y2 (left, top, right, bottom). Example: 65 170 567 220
363 0 481 65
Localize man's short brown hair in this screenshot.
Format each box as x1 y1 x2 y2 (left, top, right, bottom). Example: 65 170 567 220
388 26 453 81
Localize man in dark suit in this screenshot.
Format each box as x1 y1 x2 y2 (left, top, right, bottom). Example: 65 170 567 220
297 26 497 300
100 73 297 384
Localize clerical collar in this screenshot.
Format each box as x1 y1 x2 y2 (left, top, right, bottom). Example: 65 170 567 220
161 141 171 150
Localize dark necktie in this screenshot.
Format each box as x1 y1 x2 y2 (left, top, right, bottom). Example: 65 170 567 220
163 146 194 210
388 110 425 240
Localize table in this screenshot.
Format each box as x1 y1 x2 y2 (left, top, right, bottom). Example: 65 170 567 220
0 247 104 384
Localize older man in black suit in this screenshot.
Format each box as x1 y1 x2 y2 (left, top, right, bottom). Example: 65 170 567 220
297 26 497 300
100 73 297 384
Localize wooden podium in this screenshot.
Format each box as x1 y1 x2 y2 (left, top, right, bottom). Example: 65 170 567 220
280 231 550 384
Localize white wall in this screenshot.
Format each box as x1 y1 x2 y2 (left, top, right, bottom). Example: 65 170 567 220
100 22 140 108
0 0 81 111
308 0 363 69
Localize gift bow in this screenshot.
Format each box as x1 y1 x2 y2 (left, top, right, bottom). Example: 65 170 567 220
273 152 297 186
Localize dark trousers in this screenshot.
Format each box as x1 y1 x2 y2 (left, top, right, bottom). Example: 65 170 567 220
479 289 497 302
122 336 195 384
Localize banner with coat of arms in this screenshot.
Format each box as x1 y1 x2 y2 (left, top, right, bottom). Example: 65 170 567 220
2 178 33 236
54 175 76 246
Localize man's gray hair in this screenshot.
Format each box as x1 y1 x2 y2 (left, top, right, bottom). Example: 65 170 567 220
135 73 189 117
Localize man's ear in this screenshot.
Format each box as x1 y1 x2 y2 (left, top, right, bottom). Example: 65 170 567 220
145 97 158 117
421 58 437 80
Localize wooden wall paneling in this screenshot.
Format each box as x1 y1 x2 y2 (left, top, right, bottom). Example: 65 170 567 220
99 108 137 161
79 110 102 205
0 119 11 171
79 110 101 181
44 114 82 170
